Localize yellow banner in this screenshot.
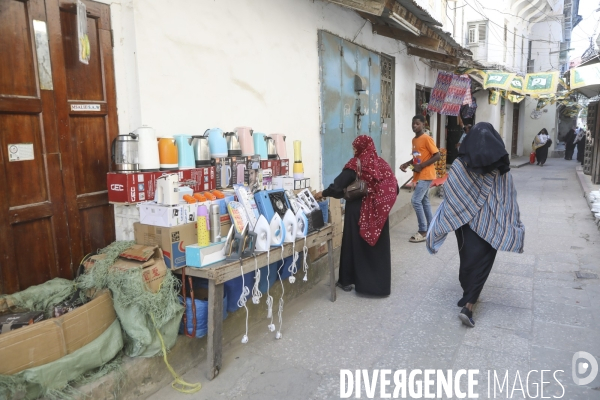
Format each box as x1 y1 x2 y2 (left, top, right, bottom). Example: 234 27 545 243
570 63 600 89
523 71 560 95
483 71 515 90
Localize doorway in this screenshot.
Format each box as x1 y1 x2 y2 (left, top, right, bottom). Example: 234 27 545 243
511 103 520 155
0 0 118 294
318 31 384 187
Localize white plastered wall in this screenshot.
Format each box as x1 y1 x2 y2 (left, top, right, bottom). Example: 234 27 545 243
102 0 441 191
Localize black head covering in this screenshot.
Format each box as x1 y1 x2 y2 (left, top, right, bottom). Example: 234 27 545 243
458 122 510 175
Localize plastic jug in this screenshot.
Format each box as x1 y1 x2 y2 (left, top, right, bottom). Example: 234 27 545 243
205 128 228 158
252 132 268 160
158 137 178 170
174 135 195 170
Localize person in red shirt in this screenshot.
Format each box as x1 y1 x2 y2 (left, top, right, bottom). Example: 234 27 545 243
400 115 440 243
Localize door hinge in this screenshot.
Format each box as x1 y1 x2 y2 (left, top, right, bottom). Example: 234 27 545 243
369 57 372 66
340 46 344 56
340 123 344 133
321 123 326 134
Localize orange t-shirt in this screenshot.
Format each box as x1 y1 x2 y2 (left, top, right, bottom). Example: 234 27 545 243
411 134 439 182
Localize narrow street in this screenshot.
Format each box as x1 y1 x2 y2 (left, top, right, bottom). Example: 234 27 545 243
150 159 600 399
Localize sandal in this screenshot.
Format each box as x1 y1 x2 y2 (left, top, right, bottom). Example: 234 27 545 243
336 282 353 292
409 232 426 243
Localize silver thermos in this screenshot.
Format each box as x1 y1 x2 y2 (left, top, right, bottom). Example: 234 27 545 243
209 204 221 242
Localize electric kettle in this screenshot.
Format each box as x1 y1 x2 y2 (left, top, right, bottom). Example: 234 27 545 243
158 137 178 170
134 126 160 171
224 131 242 156
235 126 254 156
112 132 139 172
270 134 287 159
252 132 268 160
264 135 278 160
174 135 196 170
191 135 211 167
206 128 228 158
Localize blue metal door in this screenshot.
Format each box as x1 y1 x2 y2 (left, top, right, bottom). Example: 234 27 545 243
319 31 382 188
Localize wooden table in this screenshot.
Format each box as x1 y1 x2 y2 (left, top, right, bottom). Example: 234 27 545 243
174 224 336 380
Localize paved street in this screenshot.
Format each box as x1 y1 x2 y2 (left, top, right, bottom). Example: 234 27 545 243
150 159 600 400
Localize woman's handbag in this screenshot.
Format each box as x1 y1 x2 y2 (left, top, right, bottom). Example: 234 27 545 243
344 158 368 201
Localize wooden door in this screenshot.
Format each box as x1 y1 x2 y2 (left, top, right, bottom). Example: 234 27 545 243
0 0 72 294
511 103 520 155
0 0 117 294
50 0 117 270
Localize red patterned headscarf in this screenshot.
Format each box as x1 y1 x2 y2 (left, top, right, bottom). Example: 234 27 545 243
344 135 398 246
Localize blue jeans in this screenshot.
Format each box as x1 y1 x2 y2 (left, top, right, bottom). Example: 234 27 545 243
412 180 433 232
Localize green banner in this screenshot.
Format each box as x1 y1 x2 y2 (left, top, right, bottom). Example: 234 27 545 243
570 63 600 89
483 71 515 90
523 71 559 95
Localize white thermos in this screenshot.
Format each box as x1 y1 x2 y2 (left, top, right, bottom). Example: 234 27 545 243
209 204 221 242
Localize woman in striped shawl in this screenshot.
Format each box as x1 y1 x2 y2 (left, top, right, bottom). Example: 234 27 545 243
426 122 525 327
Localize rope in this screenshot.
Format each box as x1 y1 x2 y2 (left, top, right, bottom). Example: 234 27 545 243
276 245 285 339
251 254 262 304
265 250 275 332
237 259 250 344
288 242 298 283
302 237 309 282
151 314 202 394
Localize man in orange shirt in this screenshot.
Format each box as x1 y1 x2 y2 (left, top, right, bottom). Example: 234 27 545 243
400 115 440 243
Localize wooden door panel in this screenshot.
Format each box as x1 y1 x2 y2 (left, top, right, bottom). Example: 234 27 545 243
79 204 114 256
0 1 38 97
60 10 104 101
13 218 59 289
0 0 70 294
0 114 49 207
69 116 111 194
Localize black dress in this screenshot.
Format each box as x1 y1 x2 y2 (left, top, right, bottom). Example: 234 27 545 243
323 169 392 296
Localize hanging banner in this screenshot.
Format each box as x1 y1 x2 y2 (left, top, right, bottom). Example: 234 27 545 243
509 76 525 94
489 89 500 105
506 94 525 103
483 71 515 90
77 0 90 64
523 71 559 95
570 63 600 89
427 72 471 116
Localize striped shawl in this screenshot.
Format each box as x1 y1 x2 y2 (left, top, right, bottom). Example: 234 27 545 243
426 158 525 254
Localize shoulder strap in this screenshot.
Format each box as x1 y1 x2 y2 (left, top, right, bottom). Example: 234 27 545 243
356 158 362 179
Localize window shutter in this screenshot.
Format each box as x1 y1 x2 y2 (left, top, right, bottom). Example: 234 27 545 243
478 24 486 43
468 25 476 43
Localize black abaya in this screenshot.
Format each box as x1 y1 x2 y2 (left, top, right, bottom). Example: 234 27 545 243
455 224 497 306
535 141 551 164
577 139 585 163
323 169 392 296
564 130 576 160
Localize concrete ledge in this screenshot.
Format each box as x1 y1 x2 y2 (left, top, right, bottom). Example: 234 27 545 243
575 165 600 206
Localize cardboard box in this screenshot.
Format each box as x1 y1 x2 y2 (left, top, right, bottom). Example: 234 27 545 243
113 245 167 293
280 159 290 176
211 157 232 189
260 160 281 177
245 155 261 185
138 202 197 227
0 290 116 375
134 222 198 269
107 168 216 204
262 168 273 190
308 241 328 262
230 156 247 186
186 242 226 268
273 176 294 191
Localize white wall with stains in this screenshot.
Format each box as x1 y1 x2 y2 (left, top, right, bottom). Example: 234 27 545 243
103 0 441 191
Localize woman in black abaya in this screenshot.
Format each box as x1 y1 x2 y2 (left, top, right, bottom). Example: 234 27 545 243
564 129 576 160
315 135 398 296
532 128 551 166
426 123 525 327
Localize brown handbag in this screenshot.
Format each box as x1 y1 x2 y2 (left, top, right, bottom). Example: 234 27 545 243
343 158 368 201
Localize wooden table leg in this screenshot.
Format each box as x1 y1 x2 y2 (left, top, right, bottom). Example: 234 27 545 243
207 279 224 380
327 238 336 302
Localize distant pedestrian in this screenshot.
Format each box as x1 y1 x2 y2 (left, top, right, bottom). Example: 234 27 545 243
575 127 586 163
426 122 525 327
314 135 398 296
564 128 576 160
400 115 440 243
532 128 552 166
